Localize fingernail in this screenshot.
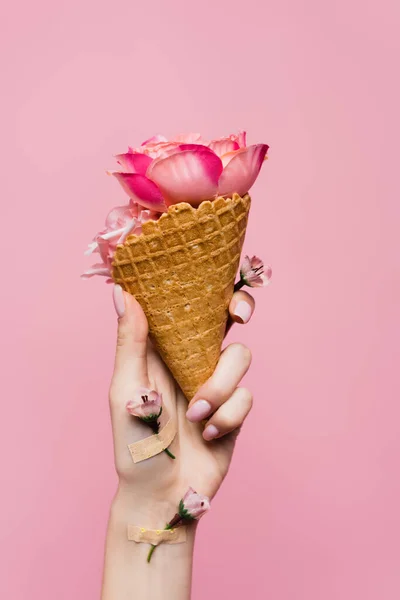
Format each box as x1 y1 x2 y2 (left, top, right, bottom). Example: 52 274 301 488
203 424 219 441
113 284 125 318
186 400 212 422
234 300 252 324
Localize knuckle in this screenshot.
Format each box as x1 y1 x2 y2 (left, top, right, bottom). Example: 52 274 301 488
240 387 253 411
231 342 252 366
218 413 239 432
116 328 129 349
202 383 225 406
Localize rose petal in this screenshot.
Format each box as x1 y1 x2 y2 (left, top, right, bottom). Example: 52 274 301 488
217 144 269 197
112 173 167 212
208 138 240 157
220 150 240 168
141 134 167 146
115 153 153 175
148 147 222 207
237 130 247 148
172 133 202 143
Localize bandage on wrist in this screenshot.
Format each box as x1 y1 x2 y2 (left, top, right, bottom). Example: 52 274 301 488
128 418 177 463
127 525 187 545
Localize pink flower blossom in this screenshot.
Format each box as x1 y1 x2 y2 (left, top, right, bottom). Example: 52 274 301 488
110 131 268 209
81 200 157 280
126 387 163 421
179 487 211 520
240 255 272 288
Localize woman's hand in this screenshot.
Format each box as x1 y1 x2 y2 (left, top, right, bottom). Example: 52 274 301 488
102 284 255 599
110 284 255 508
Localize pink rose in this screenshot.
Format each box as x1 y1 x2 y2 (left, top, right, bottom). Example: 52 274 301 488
178 487 211 520
126 388 162 421
110 131 268 210
239 255 272 288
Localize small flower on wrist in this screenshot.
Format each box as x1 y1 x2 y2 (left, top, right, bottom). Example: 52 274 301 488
147 487 211 562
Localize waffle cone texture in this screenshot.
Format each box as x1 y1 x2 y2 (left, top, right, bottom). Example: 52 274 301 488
112 193 251 400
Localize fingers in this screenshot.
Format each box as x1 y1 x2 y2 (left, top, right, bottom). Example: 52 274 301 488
228 290 255 325
202 387 253 440
186 343 252 422
111 285 150 400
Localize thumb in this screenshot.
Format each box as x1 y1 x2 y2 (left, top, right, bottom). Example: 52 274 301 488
112 284 149 393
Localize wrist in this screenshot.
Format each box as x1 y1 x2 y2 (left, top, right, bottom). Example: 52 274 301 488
102 486 196 600
112 482 199 539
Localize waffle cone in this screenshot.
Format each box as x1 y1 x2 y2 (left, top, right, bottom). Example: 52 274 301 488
112 193 251 400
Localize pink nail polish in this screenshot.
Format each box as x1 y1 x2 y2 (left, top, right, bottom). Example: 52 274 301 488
186 400 212 422
203 424 219 441
113 284 125 318
234 300 252 324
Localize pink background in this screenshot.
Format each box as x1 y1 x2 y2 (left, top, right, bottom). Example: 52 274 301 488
2 0 400 598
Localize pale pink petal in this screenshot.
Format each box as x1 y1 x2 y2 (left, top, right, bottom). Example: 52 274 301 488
259 270 272 285
81 264 111 278
135 141 181 159
240 255 252 279
237 130 247 147
250 256 264 270
172 133 202 143
141 134 167 145
115 153 153 175
128 199 141 218
111 172 167 212
139 209 151 222
99 227 127 242
148 390 162 405
97 236 112 264
148 147 222 207
208 138 240 157
182 487 197 502
84 241 98 256
240 255 272 287
126 387 163 419
117 218 138 244
220 150 240 168
105 204 134 229
217 144 269 197
180 488 211 519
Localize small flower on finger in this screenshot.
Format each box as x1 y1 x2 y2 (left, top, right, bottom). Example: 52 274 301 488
235 255 272 291
126 388 175 460
126 387 163 422
147 487 211 562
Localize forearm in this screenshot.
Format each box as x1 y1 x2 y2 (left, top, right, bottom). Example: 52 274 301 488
101 483 196 600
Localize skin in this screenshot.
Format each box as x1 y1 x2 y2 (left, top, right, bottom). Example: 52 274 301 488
101 286 256 600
